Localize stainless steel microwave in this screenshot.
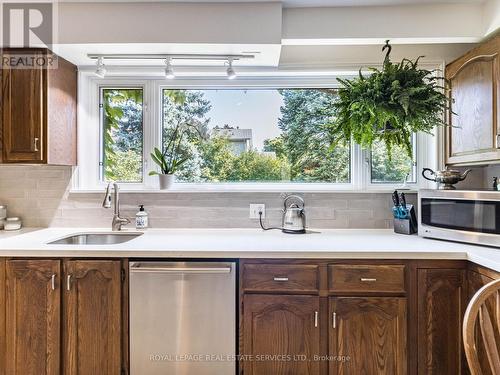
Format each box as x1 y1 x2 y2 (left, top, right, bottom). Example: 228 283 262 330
418 189 500 248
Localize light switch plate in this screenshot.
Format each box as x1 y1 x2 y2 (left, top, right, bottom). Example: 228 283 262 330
249 204 265 219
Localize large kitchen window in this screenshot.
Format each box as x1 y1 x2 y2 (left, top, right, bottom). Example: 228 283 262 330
161 89 350 183
77 76 432 191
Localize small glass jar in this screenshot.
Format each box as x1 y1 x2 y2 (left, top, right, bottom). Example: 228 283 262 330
4 217 22 231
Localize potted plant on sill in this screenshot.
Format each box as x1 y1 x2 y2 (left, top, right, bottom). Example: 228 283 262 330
327 40 452 159
149 121 208 190
148 147 183 189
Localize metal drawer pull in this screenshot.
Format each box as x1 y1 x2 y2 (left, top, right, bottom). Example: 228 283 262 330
314 311 318 328
51 274 56 290
333 312 337 328
34 137 39 152
360 278 377 282
66 275 72 291
273 277 289 282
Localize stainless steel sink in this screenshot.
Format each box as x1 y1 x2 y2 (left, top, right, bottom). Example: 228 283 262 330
48 232 143 245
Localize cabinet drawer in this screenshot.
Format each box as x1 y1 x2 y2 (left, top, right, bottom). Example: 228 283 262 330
329 265 405 293
243 264 319 293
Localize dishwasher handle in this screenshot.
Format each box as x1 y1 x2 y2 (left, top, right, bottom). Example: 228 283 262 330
130 263 232 274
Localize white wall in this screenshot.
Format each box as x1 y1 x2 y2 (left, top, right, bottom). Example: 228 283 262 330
52 1 495 68
282 4 484 44
483 0 500 37
57 2 283 44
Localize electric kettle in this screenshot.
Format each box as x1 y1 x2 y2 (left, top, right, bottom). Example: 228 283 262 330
282 195 306 234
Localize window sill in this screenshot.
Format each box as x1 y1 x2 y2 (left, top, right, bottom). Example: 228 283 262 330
71 183 418 194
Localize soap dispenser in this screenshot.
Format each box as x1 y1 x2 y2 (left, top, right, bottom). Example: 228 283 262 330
135 205 148 229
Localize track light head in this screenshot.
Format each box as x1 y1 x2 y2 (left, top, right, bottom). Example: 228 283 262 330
226 58 236 80
165 58 175 79
95 57 106 78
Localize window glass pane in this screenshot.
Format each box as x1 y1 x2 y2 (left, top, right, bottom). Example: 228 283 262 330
161 89 350 183
370 136 416 184
101 88 143 182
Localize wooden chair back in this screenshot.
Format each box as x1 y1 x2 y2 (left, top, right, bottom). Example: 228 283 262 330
463 278 500 375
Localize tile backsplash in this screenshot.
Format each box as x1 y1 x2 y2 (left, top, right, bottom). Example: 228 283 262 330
0 165 415 229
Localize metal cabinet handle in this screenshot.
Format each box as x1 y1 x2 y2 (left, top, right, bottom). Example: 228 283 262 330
496 134 500 149
51 274 56 290
333 312 337 328
314 311 318 328
34 137 39 152
360 278 377 282
66 275 72 291
273 277 289 282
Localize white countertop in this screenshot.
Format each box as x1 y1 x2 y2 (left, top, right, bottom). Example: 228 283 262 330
0 227 498 271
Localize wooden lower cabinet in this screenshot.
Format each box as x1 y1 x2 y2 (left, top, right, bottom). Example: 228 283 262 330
4 259 61 375
63 260 123 375
0 259 124 375
417 268 466 375
242 294 320 375
329 297 407 375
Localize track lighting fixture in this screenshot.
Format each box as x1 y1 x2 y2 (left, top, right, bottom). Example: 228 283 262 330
165 58 175 79
88 54 254 78
95 57 106 78
226 58 237 80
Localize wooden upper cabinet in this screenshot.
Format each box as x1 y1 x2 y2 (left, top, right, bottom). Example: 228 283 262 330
4 259 61 375
243 294 320 375
63 260 122 375
2 49 45 162
329 297 407 375
417 268 466 375
1 48 77 165
445 36 500 165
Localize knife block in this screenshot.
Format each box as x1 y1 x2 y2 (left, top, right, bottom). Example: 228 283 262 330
393 205 417 235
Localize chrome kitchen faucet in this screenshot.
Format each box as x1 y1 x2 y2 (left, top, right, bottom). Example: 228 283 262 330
102 182 131 231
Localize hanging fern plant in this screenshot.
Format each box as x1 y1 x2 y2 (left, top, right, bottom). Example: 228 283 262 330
327 40 451 158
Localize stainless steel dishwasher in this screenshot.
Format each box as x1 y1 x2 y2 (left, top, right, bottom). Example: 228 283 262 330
129 261 236 375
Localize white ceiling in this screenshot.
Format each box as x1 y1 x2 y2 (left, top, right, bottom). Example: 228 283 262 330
60 0 486 6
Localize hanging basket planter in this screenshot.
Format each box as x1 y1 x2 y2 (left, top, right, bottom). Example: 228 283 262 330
327 40 452 158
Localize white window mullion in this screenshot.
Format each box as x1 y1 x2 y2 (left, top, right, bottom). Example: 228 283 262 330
143 80 158 189
350 142 364 190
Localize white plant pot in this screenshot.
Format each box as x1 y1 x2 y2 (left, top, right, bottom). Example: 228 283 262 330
158 174 175 190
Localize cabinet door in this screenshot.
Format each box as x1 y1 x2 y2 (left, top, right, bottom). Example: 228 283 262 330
243 294 320 375
329 297 407 375
417 268 466 375
445 37 500 165
2 49 46 162
63 260 122 375
5 260 61 375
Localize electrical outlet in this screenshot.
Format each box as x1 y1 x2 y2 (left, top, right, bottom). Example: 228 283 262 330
249 204 265 219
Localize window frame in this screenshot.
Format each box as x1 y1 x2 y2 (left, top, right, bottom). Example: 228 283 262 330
75 72 436 192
